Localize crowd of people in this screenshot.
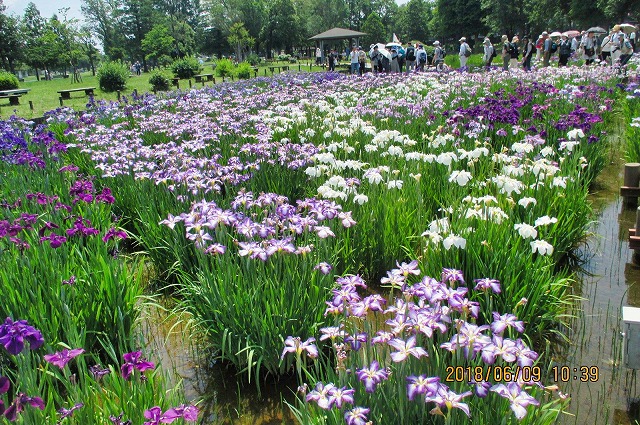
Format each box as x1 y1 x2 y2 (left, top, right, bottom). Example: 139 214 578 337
318 24 636 75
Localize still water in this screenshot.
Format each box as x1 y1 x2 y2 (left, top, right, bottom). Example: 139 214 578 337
559 157 640 424
140 158 640 425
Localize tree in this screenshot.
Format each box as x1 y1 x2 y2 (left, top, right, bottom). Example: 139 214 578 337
119 0 155 71
434 0 485 44
142 23 175 64
361 12 386 46
398 0 431 43
481 0 528 37
78 27 100 75
261 0 301 56
0 4 23 73
81 0 126 60
227 22 255 61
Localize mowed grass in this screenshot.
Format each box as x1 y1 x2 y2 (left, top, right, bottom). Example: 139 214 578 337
0 61 328 118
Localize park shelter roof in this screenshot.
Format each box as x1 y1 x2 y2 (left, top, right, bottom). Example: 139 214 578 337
309 27 368 40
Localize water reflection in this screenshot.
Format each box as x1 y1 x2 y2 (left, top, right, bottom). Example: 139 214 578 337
141 301 297 424
559 159 640 424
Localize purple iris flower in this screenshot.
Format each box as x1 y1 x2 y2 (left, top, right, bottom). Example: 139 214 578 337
89 364 111 380
95 187 115 204
161 404 199 422
473 278 501 293
102 228 127 243
490 382 540 420
281 336 318 359
406 375 440 400
120 351 155 380
328 386 355 409
109 413 132 425
425 384 472 417
314 262 332 275
344 407 370 425
58 402 84 420
388 336 428 362
44 348 85 369
344 333 368 351
356 360 390 393
3 393 45 421
305 382 336 409
0 317 44 355
491 312 525 334
62 276 76 286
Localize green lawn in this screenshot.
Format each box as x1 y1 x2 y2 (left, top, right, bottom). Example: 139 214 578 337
1 61 328 119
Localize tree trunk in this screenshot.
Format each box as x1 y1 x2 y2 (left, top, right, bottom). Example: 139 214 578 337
35 67 40 81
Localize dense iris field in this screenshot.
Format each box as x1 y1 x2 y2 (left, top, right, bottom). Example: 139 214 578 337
1 65 638 424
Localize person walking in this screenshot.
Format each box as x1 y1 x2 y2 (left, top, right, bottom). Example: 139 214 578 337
543 32 555 67
459 37 471 70
349 46 359 74
416 44 427 71
369 45 380 73
328 49 337 71
482 38 495 70
501 35 511 70
509 36 520 68
580 31 596 65
397 44 406 73
521 36 534 71
535 34 545 62
610 25 623 64
405 42 416 74
316 47 322 65
358 46 367 75
433 41 445 72
558 34 572 67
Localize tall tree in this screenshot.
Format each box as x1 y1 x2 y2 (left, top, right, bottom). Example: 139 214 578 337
434 0 485 43
398 0 431 43
21 3 47 80
0 2 23 73
227 22 255 60
361 11 386 46
142 23 175 65
481 0 528 37
261 0 301 56
119 0 155 70
82 0 127 60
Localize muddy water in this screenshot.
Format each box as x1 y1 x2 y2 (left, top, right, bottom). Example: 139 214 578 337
557 155 640 425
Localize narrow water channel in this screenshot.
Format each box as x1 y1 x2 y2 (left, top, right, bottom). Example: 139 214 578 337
558 153 640 424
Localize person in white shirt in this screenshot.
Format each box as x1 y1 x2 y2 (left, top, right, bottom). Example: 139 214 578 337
349 46 359 74
610 25 623 64
482 38 494 69
600 33 613 65
416 44 427 71
580 31 596 65
458 37 471 70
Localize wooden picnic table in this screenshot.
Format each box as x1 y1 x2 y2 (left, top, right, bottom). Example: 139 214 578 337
193 74 215 83
0 88 30 106
57 87 96 99
267 65 290 74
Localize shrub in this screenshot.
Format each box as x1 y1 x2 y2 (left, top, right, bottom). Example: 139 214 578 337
235 62 252 79
149 71 170 92
214 58 234 77
97 61 129 92
158 54 173 68
246 53 261 66
171 57 202 79
0 71 19 90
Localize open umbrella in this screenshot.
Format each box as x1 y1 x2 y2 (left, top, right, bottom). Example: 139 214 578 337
585 26 607 34
549 31 563 38
618 23 638 34
562 30 580 38
370 43 392 60
385 42 403 48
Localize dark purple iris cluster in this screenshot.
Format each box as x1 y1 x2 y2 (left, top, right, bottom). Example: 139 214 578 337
0 117 70 169
164 191 354 259
553 105 604 132
1 176 122 251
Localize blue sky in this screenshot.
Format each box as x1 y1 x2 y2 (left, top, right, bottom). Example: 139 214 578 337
5 0 85 22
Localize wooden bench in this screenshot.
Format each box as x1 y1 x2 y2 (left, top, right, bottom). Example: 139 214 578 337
267 65 290 74
57 87 95 99
193 74 214 83
0 89 30 106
